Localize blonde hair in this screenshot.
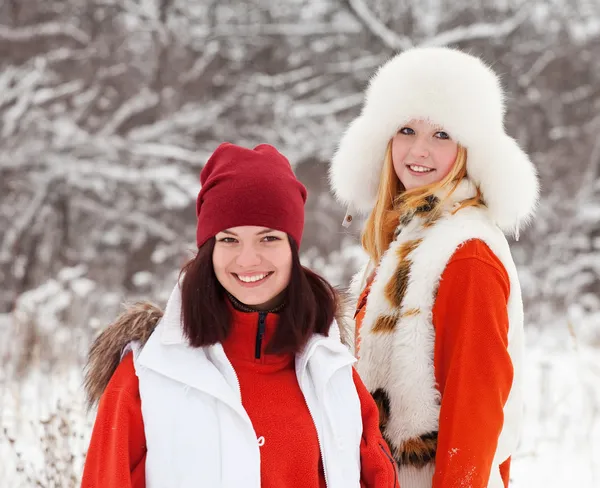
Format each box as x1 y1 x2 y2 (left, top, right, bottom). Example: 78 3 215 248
361 142 482 263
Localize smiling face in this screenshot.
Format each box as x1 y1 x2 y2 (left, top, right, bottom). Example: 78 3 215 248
391 119 459 190
212 226 292 310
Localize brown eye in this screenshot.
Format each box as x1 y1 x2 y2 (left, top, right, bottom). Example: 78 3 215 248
262 235 281 242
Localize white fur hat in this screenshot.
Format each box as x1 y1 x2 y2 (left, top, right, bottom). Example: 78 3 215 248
329 47 539 235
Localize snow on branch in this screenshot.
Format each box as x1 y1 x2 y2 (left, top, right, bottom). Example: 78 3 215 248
98 88 160 136
0 22 90 45
180 41 220 83
254 67 316 90
519 50 558 88
74 197 179 242
0 175 55 263
191 22 361 38
127 88 244 142
580 130 600 202
347 0 413 51
326 53 389 74
0 69 41 112
424 6 529 47
560 85 594 105
32 80 85 106
128 142 205 165
2 89 35 139
292 93 364 118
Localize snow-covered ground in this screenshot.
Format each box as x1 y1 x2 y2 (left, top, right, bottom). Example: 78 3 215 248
1 312 599 487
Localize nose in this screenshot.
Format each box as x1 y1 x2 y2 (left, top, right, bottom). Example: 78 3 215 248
409 136 429 159
235 243 262 267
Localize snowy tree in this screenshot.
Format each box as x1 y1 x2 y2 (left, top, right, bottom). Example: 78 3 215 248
1 1 600 485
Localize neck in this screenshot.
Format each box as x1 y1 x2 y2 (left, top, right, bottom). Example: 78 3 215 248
433 178 478 205
226 291 285 314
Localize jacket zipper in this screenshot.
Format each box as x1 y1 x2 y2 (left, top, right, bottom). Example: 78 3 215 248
380 443 399 488
254 312 267 359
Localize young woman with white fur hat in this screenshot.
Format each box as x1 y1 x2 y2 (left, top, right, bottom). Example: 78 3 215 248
329 47 540 488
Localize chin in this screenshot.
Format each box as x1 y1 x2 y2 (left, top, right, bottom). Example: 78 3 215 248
234 288 275 306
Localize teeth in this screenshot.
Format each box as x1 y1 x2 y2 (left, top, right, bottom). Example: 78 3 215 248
237 273 268 283
409 165 433 173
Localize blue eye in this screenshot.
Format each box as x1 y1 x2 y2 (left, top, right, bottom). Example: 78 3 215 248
435 131 450 140
399 127 415 135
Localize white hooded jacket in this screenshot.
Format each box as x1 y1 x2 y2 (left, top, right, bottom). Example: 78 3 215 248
131 283 364 488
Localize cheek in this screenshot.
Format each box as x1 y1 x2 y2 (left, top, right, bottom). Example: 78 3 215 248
273 250 293 283
436 146 459 176
391 137 408 174
211 249 229 281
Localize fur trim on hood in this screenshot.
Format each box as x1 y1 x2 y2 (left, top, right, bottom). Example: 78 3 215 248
84 301 163 410
329 46 540 236
84 293 354 410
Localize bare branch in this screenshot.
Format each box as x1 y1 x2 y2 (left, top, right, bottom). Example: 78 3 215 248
519 50 558 88
0 175 55 263
32 80 85 106
0 22 90 45
548 126 581 141
190 22 361 38
2 86 36 138
0 69 42 112
73 198 179 242
127 89 245 142
98 88 160 136
347 0 412 51
128 143 205 165
254 67 316 90
292 75 335 98
325 53 389 74
291 93 364 118
560 85 594 105
424 6 529 47
180 41 220 83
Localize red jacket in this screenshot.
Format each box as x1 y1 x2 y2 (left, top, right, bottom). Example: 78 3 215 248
355 239 512 488
82 307 398 488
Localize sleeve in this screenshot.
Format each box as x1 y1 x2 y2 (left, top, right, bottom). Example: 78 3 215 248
431 252 513 488
81 352 146 488
352 368 399 488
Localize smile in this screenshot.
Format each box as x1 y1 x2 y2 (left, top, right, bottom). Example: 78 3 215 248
233 272 273 285
407 164 434 173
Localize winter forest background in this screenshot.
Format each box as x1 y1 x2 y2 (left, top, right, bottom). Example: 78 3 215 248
1 0 599 486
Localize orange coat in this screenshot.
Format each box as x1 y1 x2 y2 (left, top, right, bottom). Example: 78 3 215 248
355 239 512 488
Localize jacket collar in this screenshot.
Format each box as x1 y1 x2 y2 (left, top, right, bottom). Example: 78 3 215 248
158 282 347 359
138 283 354 416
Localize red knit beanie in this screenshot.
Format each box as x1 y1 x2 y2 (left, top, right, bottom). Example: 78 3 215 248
196 143 307 248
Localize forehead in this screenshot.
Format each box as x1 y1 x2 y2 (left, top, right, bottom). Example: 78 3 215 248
406 118 445 131
218 226 284 236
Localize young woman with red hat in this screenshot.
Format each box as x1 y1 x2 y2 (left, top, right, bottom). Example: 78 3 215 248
330 47 540 488
81 143 398 488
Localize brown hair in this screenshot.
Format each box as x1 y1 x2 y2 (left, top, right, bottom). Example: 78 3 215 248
361 141 481 263
180 236 336 354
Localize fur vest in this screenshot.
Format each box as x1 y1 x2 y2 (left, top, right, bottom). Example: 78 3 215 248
352 180 525 488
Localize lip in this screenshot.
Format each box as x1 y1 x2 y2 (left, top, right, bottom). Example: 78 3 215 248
232 272 274 288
